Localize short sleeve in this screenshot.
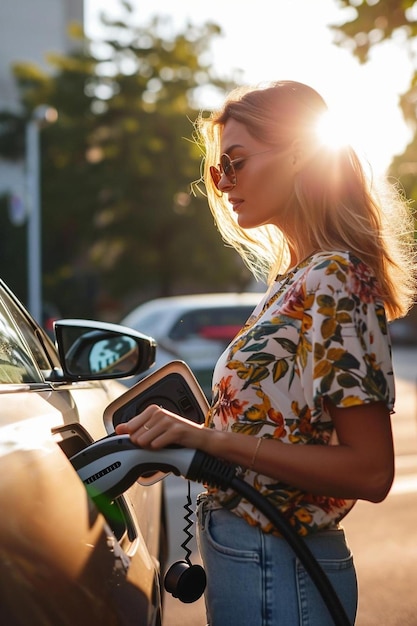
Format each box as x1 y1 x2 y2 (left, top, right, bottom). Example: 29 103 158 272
297 253 395 421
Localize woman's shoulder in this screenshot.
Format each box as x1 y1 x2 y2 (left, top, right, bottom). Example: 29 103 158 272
303 250 381 298
309 249 358 265
305 250 371 274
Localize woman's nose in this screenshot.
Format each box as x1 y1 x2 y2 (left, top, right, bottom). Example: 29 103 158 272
217 174 235 192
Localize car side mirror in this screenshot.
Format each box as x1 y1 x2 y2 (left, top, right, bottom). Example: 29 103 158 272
54 319 156 381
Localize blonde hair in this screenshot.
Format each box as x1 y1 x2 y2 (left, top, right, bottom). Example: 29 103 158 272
196 80 416 321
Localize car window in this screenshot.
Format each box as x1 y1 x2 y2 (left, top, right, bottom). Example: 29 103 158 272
123 310 168 337
0 291 43 384
169 306 254 341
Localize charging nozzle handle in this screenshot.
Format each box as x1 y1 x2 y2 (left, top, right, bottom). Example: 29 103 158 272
186 449 239 490
70 434 239 501
70 436 199 501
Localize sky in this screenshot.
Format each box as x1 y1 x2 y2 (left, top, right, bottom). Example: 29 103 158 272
85 0 414 175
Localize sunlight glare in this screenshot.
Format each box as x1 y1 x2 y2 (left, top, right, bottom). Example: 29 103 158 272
314 102 407 176
85 0 413 176
316 111 351 151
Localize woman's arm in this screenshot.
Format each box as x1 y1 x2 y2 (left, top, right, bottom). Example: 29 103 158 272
115 399 394 503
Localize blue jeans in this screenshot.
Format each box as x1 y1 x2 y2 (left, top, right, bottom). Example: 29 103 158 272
196 498 357 625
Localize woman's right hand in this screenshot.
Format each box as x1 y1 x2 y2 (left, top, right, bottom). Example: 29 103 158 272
114 403 206 451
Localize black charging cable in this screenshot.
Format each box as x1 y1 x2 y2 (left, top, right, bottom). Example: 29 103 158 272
71 437 351 625
186 450 351 626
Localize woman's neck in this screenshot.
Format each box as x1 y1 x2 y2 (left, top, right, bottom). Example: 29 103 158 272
289 248 319 269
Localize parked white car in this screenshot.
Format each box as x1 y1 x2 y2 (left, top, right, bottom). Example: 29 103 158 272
121 293 261 397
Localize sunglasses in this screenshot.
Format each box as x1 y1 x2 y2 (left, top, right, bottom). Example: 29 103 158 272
209 148 278 190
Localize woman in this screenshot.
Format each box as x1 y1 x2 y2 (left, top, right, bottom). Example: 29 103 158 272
116 81 416 625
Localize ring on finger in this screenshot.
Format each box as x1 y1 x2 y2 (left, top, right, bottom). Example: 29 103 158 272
143 424 150 431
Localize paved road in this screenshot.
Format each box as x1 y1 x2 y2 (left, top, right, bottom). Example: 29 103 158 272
162 346 417 626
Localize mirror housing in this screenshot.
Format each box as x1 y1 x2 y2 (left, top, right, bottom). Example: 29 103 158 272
54 319 156 381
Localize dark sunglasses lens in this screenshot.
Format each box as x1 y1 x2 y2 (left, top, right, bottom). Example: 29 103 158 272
209 165 222 189
220 154 233 178
220 154 236 186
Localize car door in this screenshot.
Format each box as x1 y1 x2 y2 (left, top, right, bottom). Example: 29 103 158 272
0 281 164 625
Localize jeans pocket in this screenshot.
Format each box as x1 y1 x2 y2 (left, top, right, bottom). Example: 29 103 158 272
199 505 260 561
295 552 357 625
197 507 264 626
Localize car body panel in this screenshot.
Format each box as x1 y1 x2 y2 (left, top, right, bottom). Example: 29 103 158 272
0 431 156 625
0 279 165 625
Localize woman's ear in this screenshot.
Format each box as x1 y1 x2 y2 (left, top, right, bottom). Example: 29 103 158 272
291 140 315 172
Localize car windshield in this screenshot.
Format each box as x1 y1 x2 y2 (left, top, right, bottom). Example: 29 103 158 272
0 292 42 384
123 310 171 338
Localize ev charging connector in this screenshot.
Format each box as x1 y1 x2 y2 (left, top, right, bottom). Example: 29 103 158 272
71 435 351 625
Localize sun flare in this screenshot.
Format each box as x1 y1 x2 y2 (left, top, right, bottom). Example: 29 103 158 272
316 111 351 150
315 99 410 176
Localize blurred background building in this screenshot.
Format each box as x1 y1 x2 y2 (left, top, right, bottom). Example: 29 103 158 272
0 0 83 203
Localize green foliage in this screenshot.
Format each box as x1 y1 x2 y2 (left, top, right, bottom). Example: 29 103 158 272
0 9 249 319
332 0 417 221
332 0 417 63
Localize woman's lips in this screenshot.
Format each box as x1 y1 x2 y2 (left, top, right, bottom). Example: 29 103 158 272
229 198 243 212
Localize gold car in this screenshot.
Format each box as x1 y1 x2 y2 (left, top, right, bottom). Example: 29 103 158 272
0 279 166 626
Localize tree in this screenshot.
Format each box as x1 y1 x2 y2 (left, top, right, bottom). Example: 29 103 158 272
0 7 250 319
331 0 417 203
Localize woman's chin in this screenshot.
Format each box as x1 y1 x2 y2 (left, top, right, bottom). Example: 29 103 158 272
236 214 258 229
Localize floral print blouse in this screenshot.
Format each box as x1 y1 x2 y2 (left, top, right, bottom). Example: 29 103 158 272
206 251 395 536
